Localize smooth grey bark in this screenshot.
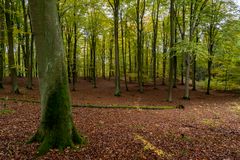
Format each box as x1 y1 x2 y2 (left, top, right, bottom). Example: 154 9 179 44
29 0 85 155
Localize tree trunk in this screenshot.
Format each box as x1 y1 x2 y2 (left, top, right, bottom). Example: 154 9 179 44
121 11 128 91
162 21 167 86
16 18 22 77
101 36 106 79
109 38 113 80
66 31 72 83
173 23 178 88
152 0 160 89
83 37 87 80
5 1 20 94
136 0 145 93
168 0 175 102
113 0 121 96
72 2 77 91
192 55 197 91
0 0 4 89
28 0 85 155
91 34 97 88
207 45 213 95
183 1 194 100
183 53 190 99
22 0 31 88
27 10 33 89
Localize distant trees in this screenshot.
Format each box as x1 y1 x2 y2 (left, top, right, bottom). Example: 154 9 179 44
0 0 239 99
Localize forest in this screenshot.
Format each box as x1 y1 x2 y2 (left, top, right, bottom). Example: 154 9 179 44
0 0 240 159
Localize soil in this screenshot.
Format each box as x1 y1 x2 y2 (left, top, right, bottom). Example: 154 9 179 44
0 78 240 159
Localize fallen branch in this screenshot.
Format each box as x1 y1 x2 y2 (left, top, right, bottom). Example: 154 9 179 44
0 97 183 110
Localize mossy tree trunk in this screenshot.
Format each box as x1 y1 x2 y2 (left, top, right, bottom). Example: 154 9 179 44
29 0 85 155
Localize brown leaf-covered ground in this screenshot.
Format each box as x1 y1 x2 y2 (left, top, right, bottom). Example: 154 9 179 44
0 78 240 159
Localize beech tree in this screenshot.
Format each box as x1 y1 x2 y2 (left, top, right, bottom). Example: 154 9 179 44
28 0 85 155
5 0 20 93
108 0 121 96
167 0 175 102
0 0 4 89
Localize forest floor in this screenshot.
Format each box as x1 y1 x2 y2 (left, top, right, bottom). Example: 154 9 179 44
0 78 240 160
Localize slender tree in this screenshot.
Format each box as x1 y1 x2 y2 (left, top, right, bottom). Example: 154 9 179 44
5 0 20 93
168 0 175 102
108 0 121 96
101 35 106 79
120 10 128 91
72 0 77 91
0 0 4 89
136 0 145 93
152 0 160 89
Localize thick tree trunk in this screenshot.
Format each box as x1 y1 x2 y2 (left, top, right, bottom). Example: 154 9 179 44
29 0 85 155
109 38 113 80
5 1 20 94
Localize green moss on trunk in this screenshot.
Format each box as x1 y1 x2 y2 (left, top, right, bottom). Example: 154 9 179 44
29 83 86 155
